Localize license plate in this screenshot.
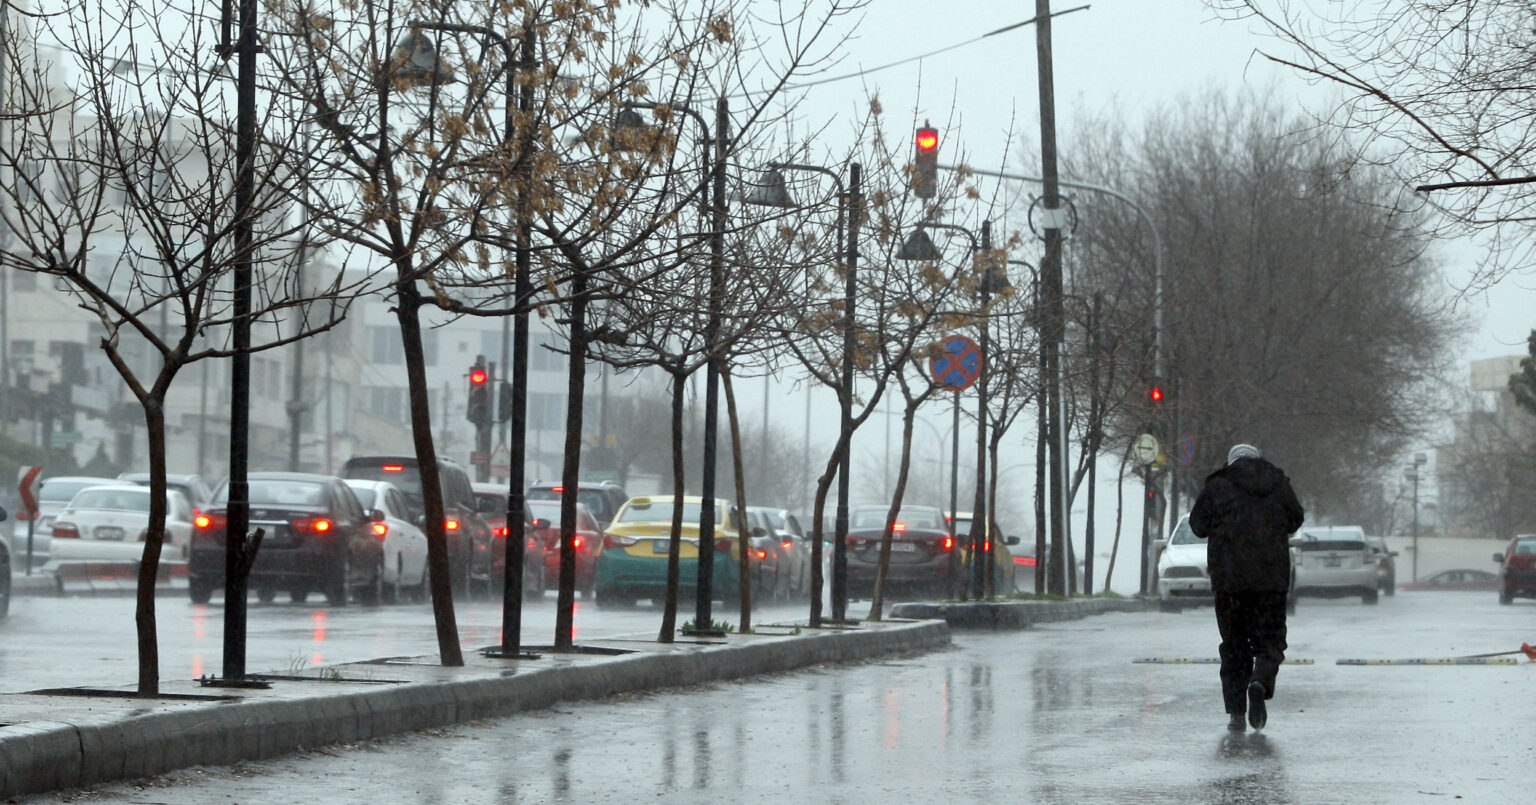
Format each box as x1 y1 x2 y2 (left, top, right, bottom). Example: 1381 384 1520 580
95 527 125 541
890 542 917 553
1324 557 1340 568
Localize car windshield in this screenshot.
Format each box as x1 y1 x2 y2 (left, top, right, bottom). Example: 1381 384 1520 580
220 481 326 507
1514 538 1536 556
1169 519 1201 545
69 488 151 512
851 508 943 530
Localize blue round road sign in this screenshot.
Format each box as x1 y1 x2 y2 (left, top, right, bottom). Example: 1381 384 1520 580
929 334 983 391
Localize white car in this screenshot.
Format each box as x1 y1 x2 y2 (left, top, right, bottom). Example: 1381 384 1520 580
1291 525 1378 605
1156 516 1212 605
344 479 430 603
49 484 196 564
23 476 119 570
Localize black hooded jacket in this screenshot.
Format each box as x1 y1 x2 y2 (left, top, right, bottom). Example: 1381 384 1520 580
1189 457 1305 593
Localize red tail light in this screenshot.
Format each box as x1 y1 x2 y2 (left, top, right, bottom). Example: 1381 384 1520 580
382 465 404 472
493 525 509 538
53 522 80 539
942 536 954 551
893 523 906 532
551 486 565 492
984 540 991 552
194 511 226 530
372 522 388 539
292 518 334 534
572 536 583 550
445 519 460 531
781 541 794 551
604 533 637 549
1013 556 1037 567
755 549 767 559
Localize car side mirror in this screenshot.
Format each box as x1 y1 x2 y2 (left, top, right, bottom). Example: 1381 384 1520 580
369 509 386 524
1005 536 1020 546
1152 539 1168 551
751 526 768 537
1494 553 1504 563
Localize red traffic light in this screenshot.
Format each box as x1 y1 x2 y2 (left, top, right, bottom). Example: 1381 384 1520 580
1149 386 1164 402
916 127 938 152
469 367 489 385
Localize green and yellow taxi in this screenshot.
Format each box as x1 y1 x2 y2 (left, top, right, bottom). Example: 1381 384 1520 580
593 495 756 608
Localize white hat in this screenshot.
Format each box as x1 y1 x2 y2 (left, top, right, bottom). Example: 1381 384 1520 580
1227 444 1261 464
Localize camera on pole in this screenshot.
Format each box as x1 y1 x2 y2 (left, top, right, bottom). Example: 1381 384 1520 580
913 123 939 199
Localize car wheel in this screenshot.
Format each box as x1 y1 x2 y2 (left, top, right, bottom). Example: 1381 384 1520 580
355 556 384 607
256 586 276 603
595 588 636 609
290 587 310 604
1362 587 1378 605
1499 585 1513 605
189 579 214 604
1383 578 1395 597
325 555 351 606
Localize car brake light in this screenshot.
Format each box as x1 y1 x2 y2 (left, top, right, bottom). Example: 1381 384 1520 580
984 540 991 551
382 465 404 472
493 526 509 538
755 549 767 559
194 511 225 530
942 536 954 551
372 522 388 539
893 523 906 532
781 541 793 551
604 533 637 549
551 486 565 492
445 519 460 531
292 518 334 533
1014 556 1037 567
573 536 583 550
53 522 80 539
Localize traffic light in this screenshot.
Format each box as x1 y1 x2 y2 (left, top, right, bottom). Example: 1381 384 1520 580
466 362 490 425
913 123 939 198
496 379 513 422
1148 384 1165 404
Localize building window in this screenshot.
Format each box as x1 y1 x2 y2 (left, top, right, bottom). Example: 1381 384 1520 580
367 386 408 422
371 326 403 365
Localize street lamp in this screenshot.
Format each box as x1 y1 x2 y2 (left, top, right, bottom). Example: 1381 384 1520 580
898 220 993 600
746 160 861 626
404 20 538 658
617 99 731 633
1408 452 1427 581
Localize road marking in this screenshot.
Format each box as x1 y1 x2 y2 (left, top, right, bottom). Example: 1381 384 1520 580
1335 657 1519 666
1132 657 1314 665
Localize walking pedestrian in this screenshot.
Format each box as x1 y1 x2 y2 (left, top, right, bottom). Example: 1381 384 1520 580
1189 443 1304 731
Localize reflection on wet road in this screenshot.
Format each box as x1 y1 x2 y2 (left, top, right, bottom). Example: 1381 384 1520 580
17 592 1534 803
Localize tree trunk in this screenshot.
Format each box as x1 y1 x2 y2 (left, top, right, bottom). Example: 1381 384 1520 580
722 370 751 632
555 273 589 651
658 371 687 643
869 399 919 621
134 397 167 697
395 279 463 666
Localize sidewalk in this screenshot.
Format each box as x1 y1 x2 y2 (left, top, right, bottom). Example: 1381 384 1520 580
0 594 1146 799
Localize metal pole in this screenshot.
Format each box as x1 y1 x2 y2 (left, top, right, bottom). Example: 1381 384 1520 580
695 97 728 631
1034 0 1068 597
831 162 860 623
969 221 992 599
949 391 960 596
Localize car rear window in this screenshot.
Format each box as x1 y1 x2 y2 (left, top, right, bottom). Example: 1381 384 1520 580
348 486 378 508
42 480 113 503
528 488 613 521
69 489 151 512
219 481 326 507
1299 540 1365 552
851 508 943 530
346 463 424 501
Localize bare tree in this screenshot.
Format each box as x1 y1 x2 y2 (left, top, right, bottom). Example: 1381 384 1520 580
0 4 354 695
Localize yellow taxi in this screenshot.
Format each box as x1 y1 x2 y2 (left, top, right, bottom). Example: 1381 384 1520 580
593 495 756 608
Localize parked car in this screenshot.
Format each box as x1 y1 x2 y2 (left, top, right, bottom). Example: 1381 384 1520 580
23 476 118 570
841 504 956 599
470 483 550 599
593 495 752 608
1495 534 1536 605
189 472 386 606
1400 568 1500 592
1365 536 1397 595
116 472 216 509
526 480 628 530
49 484 196 563
1156 516 1212 606
344 480 431 603
1291 525 1378 604
0 503 11 618
746 506 812 601
341 456 492 597
525 499 601 597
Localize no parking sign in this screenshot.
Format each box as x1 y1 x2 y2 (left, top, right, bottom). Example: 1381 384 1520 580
929 334 983 391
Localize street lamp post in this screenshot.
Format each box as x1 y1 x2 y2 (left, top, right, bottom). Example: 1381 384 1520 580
619 99 731 632
746 160 861 626
1409 451 1427 581
408 19 537 657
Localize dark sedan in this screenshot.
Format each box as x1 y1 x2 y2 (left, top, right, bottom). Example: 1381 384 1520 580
1400 568 1499 592
526 500 602 597
472 483 550 600
843 504 955 599
189 472 385 606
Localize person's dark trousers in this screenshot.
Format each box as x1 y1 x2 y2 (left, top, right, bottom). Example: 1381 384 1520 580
1214 590 1288 714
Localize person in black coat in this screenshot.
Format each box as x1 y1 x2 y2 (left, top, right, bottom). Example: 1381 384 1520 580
1189 443 1305 731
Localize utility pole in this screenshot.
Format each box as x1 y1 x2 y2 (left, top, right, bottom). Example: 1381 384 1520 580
1035 0 1068 596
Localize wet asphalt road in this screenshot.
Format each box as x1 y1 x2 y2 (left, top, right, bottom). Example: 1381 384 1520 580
16 590 1532 804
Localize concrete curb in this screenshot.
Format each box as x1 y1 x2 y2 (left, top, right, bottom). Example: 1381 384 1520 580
888 596 1156 628
0 619 949 798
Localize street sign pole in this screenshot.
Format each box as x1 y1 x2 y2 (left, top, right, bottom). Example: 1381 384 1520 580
17 465 41 575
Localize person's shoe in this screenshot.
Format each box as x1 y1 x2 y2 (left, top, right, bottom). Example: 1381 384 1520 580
1247 681 1267 730
1227 713 1246 731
